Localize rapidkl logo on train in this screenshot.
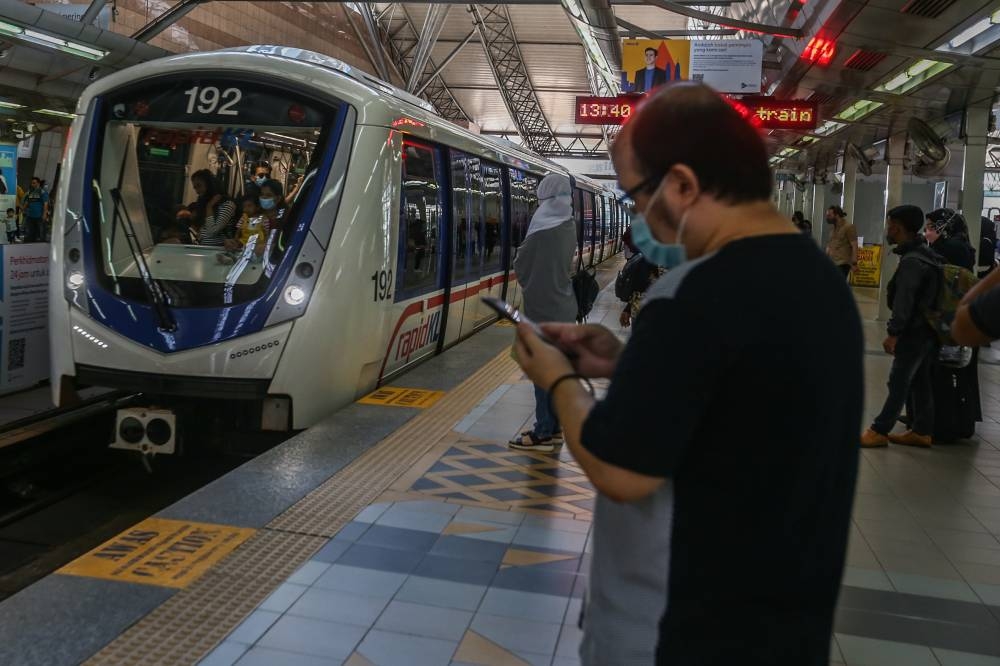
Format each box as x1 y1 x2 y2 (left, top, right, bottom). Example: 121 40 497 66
395 311 442 362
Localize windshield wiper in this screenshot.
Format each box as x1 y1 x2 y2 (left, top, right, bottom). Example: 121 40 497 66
108 137 176 332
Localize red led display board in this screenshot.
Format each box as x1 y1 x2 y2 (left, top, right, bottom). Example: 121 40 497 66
575 95 640 125
741 97 818 130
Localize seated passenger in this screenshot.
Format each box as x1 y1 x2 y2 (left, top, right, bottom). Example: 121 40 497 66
189 169 237 246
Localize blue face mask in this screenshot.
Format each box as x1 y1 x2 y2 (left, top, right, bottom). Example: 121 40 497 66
630 212 687 269
255 176 267 186
259 197 276 210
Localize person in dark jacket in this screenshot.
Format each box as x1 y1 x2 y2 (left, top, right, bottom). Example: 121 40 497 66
862 205 941 449
925 209 975 269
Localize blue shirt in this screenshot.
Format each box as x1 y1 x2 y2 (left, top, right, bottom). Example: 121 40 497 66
644 69 653 92
25 187 47 219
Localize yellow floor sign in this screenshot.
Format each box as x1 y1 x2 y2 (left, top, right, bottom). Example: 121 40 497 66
359 386 445 408
850 244 882 288
58 518 255 588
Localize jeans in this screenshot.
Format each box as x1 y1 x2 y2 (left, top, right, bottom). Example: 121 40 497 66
838 264 851 280
533 383 561 438
872 331 938 436
23 217 42 243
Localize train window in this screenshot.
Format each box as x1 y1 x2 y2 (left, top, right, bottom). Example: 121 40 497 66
88 77 339 307
398 142 444 298
468 155 484 281
450 152 470 285
582 191 595 260
481 162 504 276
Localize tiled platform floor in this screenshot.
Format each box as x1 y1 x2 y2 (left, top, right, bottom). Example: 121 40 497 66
199 287 1000 666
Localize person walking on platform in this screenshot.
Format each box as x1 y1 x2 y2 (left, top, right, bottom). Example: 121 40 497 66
22 177 48 243
508 173 578 454
861 205 941 449
825 205 858 278
512 82 863 666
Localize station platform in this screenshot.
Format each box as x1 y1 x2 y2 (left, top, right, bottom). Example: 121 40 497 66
2 270 1000 666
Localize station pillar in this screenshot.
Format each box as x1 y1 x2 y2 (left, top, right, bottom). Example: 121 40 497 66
961 99 991 272
841 151 859 220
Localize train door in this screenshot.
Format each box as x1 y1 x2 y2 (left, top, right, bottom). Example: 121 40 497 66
581 190 595 267
478 161 506 322
596 196 606 264
385 140 447 377
572 187 583 269
442 150 471 348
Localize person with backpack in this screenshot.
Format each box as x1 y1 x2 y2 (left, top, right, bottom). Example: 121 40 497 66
508 173 578 453
862 205 942 449
616 253 662 327
925 209 975 270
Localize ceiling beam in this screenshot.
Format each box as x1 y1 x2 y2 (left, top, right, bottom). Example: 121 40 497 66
638 0 804 38
131 0 206 42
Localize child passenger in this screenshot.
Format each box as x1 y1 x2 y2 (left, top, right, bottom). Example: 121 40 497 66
219 196 270 263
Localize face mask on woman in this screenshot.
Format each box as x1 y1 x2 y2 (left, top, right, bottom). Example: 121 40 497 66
259 197 276 210
255 176 267 186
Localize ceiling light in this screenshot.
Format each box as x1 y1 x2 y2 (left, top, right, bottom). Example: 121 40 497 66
34 108 77 119
813 120 846 136
833 100 884 122
0 100 25 109
778 147 799 157
950 17 992 48
0 20 107 60
874 59 952 94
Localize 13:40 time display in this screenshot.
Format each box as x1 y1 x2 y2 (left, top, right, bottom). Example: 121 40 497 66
575 96 638 125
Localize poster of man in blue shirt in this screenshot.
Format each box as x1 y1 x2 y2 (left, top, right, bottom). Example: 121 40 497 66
632 48 668 93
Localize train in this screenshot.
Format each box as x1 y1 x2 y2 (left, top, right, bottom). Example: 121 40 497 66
48 45 627 453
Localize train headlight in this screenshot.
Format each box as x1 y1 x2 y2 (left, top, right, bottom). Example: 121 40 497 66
284 284 307 306
67 271 85 290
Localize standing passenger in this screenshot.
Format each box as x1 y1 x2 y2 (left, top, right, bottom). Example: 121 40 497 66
825 205 858 278
22 177 48 243
508 174 578 453
512 83 862 665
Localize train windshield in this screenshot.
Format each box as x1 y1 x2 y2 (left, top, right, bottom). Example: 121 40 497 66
89 78 338 308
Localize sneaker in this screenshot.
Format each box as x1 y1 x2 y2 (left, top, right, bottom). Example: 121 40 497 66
508 431 556 453
888 430 932 448
860 429 889 448
551 430 564 443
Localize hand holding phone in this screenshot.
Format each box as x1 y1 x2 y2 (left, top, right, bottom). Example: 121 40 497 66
481 296 577 359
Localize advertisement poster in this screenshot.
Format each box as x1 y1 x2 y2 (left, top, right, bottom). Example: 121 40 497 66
621 39 763 94
850 244 882 288
0 143 16 216
0 244 50 394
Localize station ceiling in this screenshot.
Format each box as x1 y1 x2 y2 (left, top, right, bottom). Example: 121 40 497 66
1 0 999 171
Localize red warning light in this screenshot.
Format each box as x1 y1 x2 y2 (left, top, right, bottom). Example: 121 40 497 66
391 117 426 129
801 36 836 67
287 104 306 124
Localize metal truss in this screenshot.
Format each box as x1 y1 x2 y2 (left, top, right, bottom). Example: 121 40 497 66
469 4 560 154
365 4 470 122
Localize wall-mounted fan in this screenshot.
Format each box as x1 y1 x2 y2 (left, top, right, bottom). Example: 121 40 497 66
908 117 951 177
846 142 873 177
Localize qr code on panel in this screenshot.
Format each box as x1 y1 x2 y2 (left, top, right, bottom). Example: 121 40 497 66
8 338 25 371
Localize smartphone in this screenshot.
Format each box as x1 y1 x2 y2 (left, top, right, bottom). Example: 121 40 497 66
481 296 577 358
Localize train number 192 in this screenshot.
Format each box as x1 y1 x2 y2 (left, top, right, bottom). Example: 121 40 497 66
371 270 393 302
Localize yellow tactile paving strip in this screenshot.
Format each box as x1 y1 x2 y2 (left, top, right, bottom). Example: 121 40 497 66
84 350 518 666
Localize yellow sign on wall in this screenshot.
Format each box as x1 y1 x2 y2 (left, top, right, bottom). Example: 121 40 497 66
359 386 445 408
58 518 255 588
850 244 882 287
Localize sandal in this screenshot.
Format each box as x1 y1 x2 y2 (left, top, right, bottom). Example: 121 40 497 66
507 431 556 453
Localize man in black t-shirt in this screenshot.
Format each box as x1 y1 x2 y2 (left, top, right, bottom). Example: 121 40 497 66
511 83 862 665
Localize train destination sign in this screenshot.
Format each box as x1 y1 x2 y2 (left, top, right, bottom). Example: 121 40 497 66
742 98 818 130
575 95 641 125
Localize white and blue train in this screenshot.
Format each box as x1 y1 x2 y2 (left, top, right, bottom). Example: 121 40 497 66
49 45 626 451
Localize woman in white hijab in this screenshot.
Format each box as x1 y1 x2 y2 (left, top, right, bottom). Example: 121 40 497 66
509 173 579 453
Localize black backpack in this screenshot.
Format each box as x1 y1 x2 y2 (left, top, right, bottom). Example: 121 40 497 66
615 254 654 302
572 265 600 322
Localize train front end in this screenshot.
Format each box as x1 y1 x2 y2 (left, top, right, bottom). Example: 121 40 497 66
49 51 351 453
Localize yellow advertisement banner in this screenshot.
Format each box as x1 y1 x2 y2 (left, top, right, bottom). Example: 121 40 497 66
850 244 882 288
621 39 691 93
58 518 255 588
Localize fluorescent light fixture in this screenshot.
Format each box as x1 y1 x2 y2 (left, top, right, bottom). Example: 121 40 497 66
950 17 992 48
834 100 884 122
778 147 800 157
799 136 819 145
0 101 25 109
874 59 952 95
813 120 846 136
34 108 77 119
0 21 107 60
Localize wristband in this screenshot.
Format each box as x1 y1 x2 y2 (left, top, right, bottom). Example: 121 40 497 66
547 373 595 416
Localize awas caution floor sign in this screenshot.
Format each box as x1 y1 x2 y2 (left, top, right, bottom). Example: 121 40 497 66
58 518 255 588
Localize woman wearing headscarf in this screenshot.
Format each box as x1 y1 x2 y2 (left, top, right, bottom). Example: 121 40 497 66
508 173 578 453
925 208 975 270
189 169 238 246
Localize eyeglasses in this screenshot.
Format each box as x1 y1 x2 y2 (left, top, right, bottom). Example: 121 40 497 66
622 177 656 200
